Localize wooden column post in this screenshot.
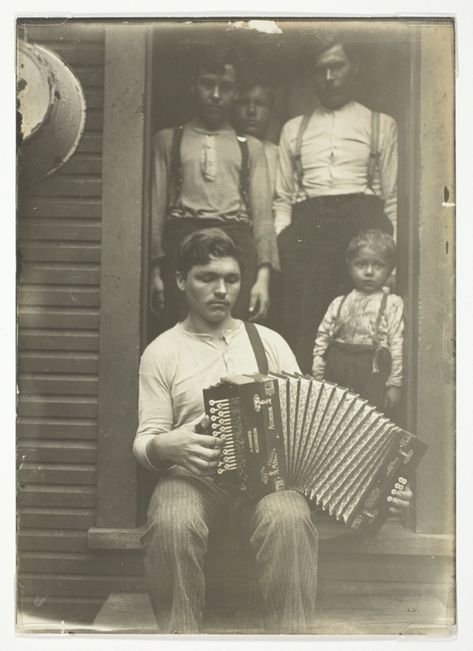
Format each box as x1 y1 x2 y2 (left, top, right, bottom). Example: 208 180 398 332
94 25 152 529
414 22 455 534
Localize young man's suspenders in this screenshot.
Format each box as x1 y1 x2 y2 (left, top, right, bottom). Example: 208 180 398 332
366 111 381 193
168 126 251 215
293 110 381 198
169 125 185 207
236 135 250 214
293 114 311 200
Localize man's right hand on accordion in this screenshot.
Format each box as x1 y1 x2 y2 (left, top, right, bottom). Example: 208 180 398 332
146 414 224 476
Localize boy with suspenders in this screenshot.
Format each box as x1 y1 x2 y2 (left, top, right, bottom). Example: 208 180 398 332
312 230 404 415
274 34 398 373
150 46 278 332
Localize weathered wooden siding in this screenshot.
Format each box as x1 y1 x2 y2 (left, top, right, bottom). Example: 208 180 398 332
16 21 145 624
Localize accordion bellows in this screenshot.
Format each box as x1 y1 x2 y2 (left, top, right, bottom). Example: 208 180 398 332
204 373 427 533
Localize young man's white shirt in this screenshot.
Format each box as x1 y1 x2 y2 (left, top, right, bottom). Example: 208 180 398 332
134 321 299 471
273 101 398 239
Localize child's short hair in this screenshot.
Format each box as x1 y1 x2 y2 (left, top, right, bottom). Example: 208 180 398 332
176 228 243 277
346 229 397 271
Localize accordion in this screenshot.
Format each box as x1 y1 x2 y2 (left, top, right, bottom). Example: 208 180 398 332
203 373 427 533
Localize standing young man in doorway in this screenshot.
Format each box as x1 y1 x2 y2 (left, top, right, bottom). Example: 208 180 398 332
150 46 278 331
233 78 284 334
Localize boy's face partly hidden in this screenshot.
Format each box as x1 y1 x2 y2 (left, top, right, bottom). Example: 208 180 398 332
348 246 392 294
234 85 272 140
176 256 241 326
191 64 237 131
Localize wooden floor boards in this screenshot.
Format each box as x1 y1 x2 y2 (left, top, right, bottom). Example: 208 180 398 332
88 589 453 636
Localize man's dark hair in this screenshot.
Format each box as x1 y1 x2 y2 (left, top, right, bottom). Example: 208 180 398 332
176 228 243 277
190 44 240 78
312 30 359 66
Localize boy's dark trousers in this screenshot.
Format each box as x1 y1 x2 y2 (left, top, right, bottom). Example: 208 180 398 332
278 193 391 374
324 341 392 411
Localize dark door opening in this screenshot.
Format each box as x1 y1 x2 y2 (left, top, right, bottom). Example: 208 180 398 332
138 19 417 525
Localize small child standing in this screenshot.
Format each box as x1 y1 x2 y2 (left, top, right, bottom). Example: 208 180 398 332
312 229 403 414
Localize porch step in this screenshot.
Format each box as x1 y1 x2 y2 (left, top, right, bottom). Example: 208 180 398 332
93 589 453 635
89 520 455 634
88 519 454 556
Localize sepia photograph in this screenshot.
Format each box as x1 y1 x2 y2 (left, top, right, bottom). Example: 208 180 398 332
15 15 456 638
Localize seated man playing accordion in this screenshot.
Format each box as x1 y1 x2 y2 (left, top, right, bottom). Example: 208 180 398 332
133 227 412 634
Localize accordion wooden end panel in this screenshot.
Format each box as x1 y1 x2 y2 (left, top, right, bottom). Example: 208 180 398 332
203 373 427 534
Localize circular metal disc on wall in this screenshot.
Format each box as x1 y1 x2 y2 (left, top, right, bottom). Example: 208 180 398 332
17 40 87 182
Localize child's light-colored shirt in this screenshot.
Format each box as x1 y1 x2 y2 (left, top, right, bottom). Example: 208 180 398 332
312 288 404 387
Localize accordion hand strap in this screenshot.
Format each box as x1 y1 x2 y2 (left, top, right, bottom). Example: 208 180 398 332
244 321 269 375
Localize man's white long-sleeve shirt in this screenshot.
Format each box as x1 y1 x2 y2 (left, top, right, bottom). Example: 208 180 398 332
273 101 398 238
